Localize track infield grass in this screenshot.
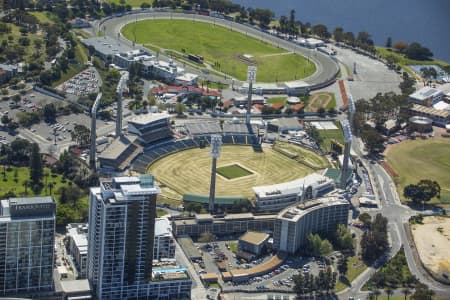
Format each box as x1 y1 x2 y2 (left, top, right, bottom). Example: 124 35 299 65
147 145 326 199
386 139 450 204
121 19 316 82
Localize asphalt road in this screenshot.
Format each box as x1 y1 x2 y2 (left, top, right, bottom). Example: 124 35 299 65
97 11 339 86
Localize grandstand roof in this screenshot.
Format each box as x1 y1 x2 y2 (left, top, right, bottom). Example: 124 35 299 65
269 118 302 130
99 135 138 160
239 231 269 246
253 173 333 198
222 123 258 134
410 104 449 118
183 194 246 205
185 122 222 135
128 113 170 126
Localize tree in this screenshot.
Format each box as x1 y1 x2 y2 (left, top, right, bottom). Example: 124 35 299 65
393 41 409 53
312 24 330 39
404 180 440 205
1 115 10 126
333 27 344 42
405 42 433 60
43 103 57 123
386 37 392 48
385 287 393 300
335 224 353 251
22 179 30 195
175 102 186 115
373 288 381 300
307 233 333 256
411 283 433 300
71 124 91 146
402 287 411 300
361 214 388 262
198 231 215 243
337 256 348 276
361 128 385 153
420 67 437 80
359 212 372 226
29 143 42 185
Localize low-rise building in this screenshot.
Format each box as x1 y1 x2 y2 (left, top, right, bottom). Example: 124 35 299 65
66 223 88 278
238 231 270 256
273 197 349 254
154 218 176 261
267 117 303 133
409 104 450 127
253 173 335 212
409 87 444 107
0 63 18 84
172 213 276 237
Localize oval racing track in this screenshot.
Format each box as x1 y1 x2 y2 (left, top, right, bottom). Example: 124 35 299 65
99 11 339 88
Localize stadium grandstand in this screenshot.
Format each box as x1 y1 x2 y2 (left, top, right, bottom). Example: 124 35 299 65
127 113 173 145
98 135 142 171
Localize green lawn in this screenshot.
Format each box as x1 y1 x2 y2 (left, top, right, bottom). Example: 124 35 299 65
217 164 253 180
122 20 315 82
107 0 153 7
306 92 336 112
386 139 450 204
0 166 88 225
335 256 368 292
52 39 89 87
317 125 344 152
267 97 286 104
3 23 47 64
29 11 56 25
156 209 168 217
376 47 449 76
229 242 238 253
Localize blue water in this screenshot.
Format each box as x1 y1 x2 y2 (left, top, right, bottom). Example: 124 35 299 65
233 0 450 62
153 266 187 273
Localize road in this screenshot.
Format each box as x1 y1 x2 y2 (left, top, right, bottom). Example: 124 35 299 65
97 11 339 87
337 131 450 299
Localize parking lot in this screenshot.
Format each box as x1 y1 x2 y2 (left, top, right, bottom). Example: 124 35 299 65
191 239 331 292
57 67 100 96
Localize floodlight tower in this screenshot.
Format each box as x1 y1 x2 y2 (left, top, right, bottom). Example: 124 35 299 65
340 119 352 189
89 93 102 171
208 134 222 213
246 66 257 124
348 93 355 126
115 71 129 138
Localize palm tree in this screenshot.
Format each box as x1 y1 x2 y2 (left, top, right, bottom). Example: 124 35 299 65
385 287 393 300
47 182 54 195
373 288 381 300
426 289 435 300
22 180 30 195
402 287 411 300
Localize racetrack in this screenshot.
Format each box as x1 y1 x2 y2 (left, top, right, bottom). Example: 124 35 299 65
98 11 339 86
147 145 324 199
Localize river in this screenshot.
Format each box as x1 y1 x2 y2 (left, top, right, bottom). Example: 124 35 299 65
232 0 450 62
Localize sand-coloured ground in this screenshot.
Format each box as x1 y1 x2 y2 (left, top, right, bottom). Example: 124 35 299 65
412 216 450 282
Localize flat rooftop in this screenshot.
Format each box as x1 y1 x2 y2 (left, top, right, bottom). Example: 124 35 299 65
410 87 443 101
239 231 269 246
155 218 171 237
411 104 449 118
253 173 333 198
128 113 170 126
81 36 134 57
9 196 54 206
278 196 348 222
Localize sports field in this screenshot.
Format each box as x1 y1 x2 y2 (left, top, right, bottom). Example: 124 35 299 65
386 139 450 204
148 145 325 199
217 164 253 180
121 20 316 82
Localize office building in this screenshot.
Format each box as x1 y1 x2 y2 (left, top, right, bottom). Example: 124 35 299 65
66 223 88 279
273 197 349 254
88 175 190 300
238 231 270 256
0 197 56 296
409 87 444 107
172 213 276 237
253 173 335 212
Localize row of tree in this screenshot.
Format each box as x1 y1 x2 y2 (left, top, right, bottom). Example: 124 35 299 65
293 267 337 295
360 213 388 262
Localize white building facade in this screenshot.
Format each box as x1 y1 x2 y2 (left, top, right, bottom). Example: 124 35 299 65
273 197 349 254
